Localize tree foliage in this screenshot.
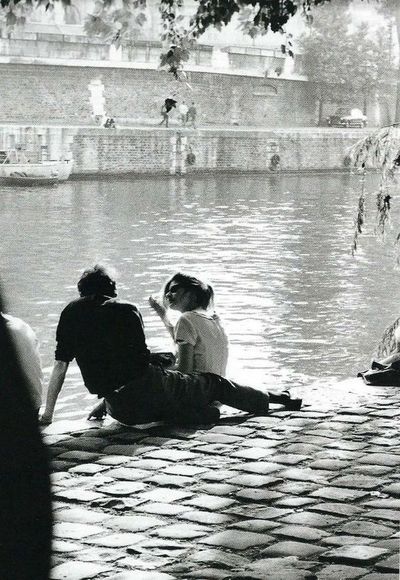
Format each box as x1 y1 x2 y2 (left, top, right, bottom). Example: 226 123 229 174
0 0 331 76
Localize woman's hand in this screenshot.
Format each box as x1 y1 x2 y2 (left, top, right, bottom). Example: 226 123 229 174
39 412 53 426
149 296 166 319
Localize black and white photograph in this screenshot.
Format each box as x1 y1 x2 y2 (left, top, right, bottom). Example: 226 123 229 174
0 0 399 578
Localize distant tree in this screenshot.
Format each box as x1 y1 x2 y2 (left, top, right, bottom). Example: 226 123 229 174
299 1 393 124
376 1 400 122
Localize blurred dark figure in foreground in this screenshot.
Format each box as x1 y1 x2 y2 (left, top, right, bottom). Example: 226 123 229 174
0 287 52 579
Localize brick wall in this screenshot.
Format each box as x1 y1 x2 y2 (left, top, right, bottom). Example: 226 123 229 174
2 62 316 127
70 127 365 175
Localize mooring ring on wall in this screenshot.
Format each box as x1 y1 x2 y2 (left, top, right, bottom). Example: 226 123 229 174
269 153 281 172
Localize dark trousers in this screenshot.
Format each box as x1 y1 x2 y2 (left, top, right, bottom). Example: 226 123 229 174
105 364 269 426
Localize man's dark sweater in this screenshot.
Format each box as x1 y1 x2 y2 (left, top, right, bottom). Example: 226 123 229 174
55 295 150 396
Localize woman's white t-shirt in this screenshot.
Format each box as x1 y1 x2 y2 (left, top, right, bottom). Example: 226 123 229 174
174 310 229 376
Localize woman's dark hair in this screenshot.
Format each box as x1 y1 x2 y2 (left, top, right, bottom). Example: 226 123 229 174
164 273 214 310
77 265 117 298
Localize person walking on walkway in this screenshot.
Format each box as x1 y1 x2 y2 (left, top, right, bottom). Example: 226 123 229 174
179 101 189 127
187 102 197 128
40 265 301 427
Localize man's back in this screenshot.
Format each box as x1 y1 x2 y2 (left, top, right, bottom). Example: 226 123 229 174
55 296 150 396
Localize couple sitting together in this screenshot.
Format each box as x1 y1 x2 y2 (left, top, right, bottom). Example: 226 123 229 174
39 265 302 427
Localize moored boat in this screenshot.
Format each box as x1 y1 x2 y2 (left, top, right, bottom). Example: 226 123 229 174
0 149 73 184
2 173 59 186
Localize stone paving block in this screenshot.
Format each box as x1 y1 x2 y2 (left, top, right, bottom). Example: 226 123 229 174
184 494 236 511
239 506 294 520
106 467 153 481
261 540 325 558
199 530 273 550
280 510 343 528
230 447 275 460
211 425 255 437
364 509 400 522
53 489 105 503
272 481 318 496
376 554 400 573
194 443 239 455
234 488 283 502
96 481 147 496
228 518 280 532
50 561 112 579
319 545 389 565
188 547 248 568
103 444 155 456
308 459 350 471
194 432 241 444
105 514 165 532
279 467 330 484
241 437 281 449
273 524 330 542
106 572 176 579
195 482 238 496
309 502 363 517
52 460 79 471
178 510 233 525
85 532 148 547
198 469 241 482
361 574 399 580
54 507 111 524
53 521 106 540
239 461 284 475
359 453 400 467
382 483 400 497
185 568 230 579
316 564 371 579
351 465 392 476
52 539 83 553
146 474 194 487
283 443 321 455
57 437 107 452
56 450 100 462
130 537 191 552
363 498 400 510
338 521 396 538
97 455 132 466
321 535 376 547
135 502 188 516
68 463 109 475
127 458 171 470
138 487 193 503
151 522 210 539
309 486 369 502
330 474 384 490
274 496 318 508
259 453 310 465
163 464 208 477
145 449 199 461
226 473 279 488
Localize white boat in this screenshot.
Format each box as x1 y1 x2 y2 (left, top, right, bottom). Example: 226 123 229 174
0 149 73 183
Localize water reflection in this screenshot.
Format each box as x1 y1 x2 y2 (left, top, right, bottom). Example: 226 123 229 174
1 172 399 416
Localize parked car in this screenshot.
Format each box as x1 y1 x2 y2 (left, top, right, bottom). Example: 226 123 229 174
326 108 367 128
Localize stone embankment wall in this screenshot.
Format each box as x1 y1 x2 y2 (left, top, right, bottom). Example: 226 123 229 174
0 63 315 127
70 127 366 175
0 125 367 174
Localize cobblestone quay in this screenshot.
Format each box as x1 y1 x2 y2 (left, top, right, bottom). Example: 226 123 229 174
43 383 400 580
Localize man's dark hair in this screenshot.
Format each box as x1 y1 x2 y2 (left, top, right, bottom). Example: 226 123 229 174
77 265 117 298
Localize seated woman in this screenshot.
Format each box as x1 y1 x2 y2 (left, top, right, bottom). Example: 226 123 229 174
149 272 301 412
149 273 228 376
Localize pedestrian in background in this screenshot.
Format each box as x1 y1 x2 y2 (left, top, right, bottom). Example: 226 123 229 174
179 101 189 127
187 101 197 128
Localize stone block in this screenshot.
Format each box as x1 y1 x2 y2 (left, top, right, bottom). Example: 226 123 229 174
199 530 273 550
320 545 389 565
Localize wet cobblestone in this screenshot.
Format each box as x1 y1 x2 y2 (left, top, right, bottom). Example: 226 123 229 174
42 385 400 579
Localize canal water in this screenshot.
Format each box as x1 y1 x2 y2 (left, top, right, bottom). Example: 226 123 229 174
1 172 399 419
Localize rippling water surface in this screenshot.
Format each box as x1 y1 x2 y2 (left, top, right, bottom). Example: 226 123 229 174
1 172 399 417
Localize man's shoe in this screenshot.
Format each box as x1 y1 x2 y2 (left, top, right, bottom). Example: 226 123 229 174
281 390 302 411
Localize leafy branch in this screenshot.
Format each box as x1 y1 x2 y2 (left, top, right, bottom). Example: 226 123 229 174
350 125 400 255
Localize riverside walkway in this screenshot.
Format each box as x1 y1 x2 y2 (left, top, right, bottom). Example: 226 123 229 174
43 381 400 580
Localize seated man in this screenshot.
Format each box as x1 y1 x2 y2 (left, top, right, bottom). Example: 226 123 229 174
40 265 301 427
2 311 43 414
